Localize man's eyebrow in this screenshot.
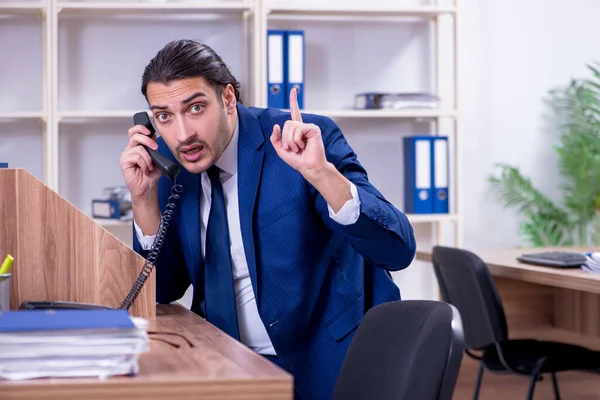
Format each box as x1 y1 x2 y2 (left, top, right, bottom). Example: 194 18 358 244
181 91 207 104
150 104 168 111
150 92 208 111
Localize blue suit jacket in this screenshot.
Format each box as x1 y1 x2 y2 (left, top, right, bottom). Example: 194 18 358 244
133 103 416 400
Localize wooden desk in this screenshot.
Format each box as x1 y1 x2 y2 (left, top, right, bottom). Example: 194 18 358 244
1 304 293 400
417 246 600 338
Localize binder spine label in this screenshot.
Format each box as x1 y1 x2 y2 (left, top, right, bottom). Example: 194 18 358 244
267 31 286 109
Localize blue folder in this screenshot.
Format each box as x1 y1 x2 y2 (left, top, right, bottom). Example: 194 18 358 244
403 135 433 214
432 136 449 213
0 309 135 333
284 30 305 109
267 30 287 109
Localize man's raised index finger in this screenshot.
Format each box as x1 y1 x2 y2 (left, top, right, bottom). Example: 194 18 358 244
290 87 303 122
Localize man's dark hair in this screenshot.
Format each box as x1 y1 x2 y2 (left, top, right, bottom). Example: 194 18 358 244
141 39 242 104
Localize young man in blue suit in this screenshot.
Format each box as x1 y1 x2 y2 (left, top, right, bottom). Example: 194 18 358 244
120 39 416 400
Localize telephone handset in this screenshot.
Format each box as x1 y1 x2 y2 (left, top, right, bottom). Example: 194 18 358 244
118 112 184 310
133 111 181 180
19 112 184 312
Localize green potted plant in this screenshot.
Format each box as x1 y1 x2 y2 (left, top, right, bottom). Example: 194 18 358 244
488 62 600 247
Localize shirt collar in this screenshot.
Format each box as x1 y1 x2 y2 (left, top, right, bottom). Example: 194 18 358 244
215 115 238 176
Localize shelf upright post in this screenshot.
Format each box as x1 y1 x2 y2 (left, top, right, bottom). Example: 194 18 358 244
40 0 49 185
453 0 462 248
49 0 59 192
253 0 264 107
242 0 259 107
434 0 443 249
242 1 249 105
255 0 270 107
431 0 461 249
428 0 460 300
41 0 58 191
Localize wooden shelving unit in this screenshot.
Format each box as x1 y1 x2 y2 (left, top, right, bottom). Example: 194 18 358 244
0 0 460 260
260 0 460 250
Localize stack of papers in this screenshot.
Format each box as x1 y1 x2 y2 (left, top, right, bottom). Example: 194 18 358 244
582 252 600 273
353 92 440 110
0 309 149 381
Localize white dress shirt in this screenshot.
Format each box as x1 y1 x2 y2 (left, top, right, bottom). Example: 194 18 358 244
134 116 361 355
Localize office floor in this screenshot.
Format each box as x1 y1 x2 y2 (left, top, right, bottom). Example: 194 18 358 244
453 327 600 399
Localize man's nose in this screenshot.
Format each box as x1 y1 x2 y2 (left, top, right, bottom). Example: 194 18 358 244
175 116 194 142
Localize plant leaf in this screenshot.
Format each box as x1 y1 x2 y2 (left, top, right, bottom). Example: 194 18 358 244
519 211 573 247
488 164 570 225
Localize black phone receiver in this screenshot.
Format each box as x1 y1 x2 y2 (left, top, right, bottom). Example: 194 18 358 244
133 111 181 180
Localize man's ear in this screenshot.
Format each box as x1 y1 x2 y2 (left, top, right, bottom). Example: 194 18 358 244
222 84 236 113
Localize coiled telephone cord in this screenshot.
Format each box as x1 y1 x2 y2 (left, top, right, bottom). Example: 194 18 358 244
119 181 183 311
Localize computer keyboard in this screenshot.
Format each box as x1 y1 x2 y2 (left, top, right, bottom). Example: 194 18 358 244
517 251 587 268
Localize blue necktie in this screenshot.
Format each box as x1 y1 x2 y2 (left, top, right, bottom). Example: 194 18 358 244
204 166 240 340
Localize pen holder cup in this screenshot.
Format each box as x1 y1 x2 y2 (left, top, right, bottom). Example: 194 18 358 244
0 274 10 311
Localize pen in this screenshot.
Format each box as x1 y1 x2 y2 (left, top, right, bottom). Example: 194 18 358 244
0 254 14 275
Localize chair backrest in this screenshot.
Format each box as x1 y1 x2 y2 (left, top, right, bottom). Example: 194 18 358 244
431 245 509 350
332 300 464 400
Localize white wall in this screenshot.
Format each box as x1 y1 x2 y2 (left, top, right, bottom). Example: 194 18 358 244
459 0 600 250
2 0 598 305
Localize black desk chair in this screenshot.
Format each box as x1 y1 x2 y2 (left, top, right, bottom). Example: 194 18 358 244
332 300 464 400
431 245 600 400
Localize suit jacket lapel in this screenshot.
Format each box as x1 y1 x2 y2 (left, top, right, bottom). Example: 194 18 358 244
236 104 265 304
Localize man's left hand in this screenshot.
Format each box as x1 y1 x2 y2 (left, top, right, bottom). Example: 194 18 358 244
270 88 328 180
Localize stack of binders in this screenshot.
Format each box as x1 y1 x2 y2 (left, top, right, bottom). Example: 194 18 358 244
0 309 149 381
403 135 449 214
267 30 305 109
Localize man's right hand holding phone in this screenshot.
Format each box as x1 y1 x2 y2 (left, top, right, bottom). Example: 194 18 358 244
120 124 162 236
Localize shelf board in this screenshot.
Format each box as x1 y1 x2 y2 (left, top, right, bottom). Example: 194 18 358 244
266 5 456 19
93 218 132 228
92 215 454 227
91 215 454 226
58 110 147 120
0 111 45 120
407 213 458 224
57 1 252 13
0 3 45 13
304 109 456 119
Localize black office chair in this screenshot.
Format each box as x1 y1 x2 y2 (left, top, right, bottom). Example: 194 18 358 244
431 245 600 400
332 300 464 400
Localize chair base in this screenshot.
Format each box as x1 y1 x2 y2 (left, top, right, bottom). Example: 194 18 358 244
473 360 561 400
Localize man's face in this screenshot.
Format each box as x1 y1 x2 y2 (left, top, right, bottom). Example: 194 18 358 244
146 76 235 174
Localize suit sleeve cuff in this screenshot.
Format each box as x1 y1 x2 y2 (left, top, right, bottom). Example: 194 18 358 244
134 220 156 251
327 182 361 225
